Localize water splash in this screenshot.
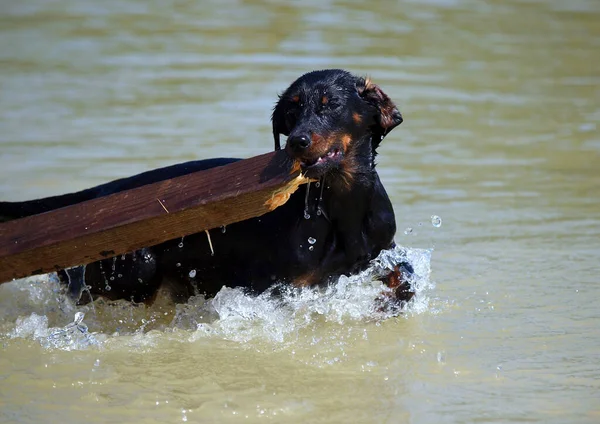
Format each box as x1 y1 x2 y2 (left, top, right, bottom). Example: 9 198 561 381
9 311 102 351
44 312 101 350
316 177 328 220
189 245 434 343
431 215 442 227
303 181 311 219
1 245 434 349
9 312 49 340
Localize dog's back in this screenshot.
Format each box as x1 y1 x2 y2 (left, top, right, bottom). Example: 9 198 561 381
0 158 239 222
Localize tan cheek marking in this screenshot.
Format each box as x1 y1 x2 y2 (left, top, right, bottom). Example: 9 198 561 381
339 156 356 190
352 112 362 125
321 96 328 105
292 95 299 103
341 134 352 152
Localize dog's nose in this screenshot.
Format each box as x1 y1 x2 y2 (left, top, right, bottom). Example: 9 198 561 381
288 134 311 152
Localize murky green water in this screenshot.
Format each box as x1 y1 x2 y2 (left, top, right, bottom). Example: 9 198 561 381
1 0 599 422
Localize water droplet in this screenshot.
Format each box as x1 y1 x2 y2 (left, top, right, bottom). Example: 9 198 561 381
138 278 143 283
308 237 316 245
121 255 126 260
404 227 413 235
304 211 311 220
308 246 314 251
189 269 197 278
431 215 442 227
109 276 115 281
176 262 181 267
117 273 122 278
418 222 423 226
315 181 320 188
221 225 226 233
178 242 184 248
105 284 111 291
316 209 322 216
73 312 85 325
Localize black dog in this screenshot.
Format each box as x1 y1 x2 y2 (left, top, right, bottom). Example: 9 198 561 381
0 69 413 304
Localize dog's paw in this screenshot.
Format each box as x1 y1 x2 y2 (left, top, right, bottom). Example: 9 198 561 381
380 262 415 304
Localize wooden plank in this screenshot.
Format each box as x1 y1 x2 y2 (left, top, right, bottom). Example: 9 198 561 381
0 150 308 283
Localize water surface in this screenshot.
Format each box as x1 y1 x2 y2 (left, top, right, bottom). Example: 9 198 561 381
1 0 599 422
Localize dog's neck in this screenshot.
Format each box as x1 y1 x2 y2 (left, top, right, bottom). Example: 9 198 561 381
330 132 377 191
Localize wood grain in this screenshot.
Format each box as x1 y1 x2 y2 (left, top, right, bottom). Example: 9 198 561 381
0 150 308 283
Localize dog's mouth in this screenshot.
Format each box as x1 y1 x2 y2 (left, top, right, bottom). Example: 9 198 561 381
299 148 343 176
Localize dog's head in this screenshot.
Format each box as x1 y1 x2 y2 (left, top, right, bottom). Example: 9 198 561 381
272 69 402 180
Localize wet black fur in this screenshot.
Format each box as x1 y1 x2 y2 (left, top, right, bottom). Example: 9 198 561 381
0 69 406 304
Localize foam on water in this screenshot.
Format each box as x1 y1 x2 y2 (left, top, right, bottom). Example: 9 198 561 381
7 311 105 351
1 245 434 350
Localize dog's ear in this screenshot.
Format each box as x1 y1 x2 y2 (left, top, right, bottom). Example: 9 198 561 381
271 98 289 151
356 77 403 148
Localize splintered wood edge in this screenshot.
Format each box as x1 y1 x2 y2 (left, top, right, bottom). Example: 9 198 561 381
264 173 312 210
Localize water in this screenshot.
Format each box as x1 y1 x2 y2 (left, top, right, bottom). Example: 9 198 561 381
1 0 599 422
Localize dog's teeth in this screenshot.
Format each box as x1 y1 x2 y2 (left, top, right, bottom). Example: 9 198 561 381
327 151 334 157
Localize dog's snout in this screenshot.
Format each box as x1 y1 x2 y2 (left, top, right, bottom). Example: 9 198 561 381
288 134 311 152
